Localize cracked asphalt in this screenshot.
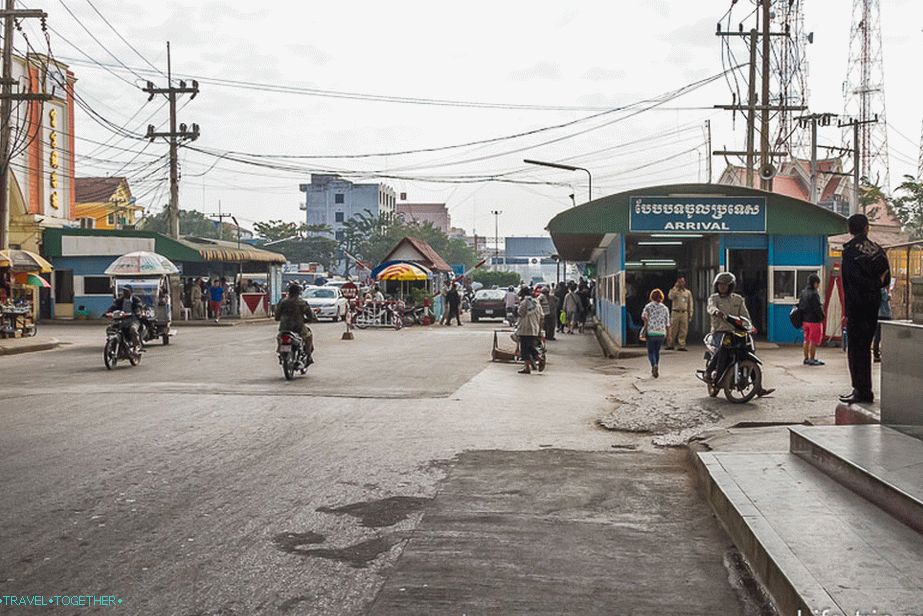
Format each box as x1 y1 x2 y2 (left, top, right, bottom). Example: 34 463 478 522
0 320 853 614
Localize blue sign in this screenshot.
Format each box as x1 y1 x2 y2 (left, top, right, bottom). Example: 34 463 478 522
629 196 767 233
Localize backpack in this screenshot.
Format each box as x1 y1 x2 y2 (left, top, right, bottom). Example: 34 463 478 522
789 305 803 329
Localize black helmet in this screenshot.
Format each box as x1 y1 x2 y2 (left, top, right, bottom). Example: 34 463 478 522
288 283 302 296
713 272 736 294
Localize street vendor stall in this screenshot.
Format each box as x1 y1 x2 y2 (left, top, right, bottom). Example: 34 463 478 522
375 261 431 299
0 249 53 337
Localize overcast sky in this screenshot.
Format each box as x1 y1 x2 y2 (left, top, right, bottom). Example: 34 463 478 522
31 0 923 238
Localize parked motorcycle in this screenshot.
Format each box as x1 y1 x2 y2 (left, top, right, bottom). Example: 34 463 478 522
277 330 311 380
400 304 431 327
138 306 172 346
103 310 142 369
696 313 764 403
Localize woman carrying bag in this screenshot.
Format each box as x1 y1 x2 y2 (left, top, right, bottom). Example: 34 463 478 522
641 288 671 378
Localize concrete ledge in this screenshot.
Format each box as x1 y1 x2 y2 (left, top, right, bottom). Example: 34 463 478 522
0 337 61 356
592 323 620 359
690 451 837 616
790 425 923 535
834 401 880 425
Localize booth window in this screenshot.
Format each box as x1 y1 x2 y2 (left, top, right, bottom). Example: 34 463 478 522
335 230 345 241
771 267 819 302
83 276 113 295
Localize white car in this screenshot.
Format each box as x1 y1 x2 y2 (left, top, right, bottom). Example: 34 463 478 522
303 287 348 321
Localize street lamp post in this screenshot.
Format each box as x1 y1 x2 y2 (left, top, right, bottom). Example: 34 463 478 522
524 159 592 204
490 210 502 263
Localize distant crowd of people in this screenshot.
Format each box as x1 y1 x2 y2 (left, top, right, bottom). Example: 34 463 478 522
181 277 266 322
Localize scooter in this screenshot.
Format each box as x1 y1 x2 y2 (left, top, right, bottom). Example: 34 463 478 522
696 313 765 403
277 330 311 380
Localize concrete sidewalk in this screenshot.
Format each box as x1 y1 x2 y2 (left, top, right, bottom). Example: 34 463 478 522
0 335 60 355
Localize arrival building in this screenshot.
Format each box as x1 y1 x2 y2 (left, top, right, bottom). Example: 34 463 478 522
547 184 848 349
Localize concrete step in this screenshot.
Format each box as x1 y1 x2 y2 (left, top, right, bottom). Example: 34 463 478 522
696 451 923 616
789 425 923 535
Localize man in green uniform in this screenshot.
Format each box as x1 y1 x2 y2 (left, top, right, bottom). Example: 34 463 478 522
666 275 694 351
275 283 318 360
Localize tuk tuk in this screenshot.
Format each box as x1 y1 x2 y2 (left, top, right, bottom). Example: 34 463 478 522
105 251 178 345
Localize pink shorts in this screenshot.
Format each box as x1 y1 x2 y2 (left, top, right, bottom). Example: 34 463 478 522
803 321 823 345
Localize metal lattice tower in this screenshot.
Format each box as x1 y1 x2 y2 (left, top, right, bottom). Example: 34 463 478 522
918 117 923 179
843 0 891 190
772 0 810 157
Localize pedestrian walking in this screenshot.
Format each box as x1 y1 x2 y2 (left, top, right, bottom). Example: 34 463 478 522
208 278 225 323
542 287 557 341
666 275 694 351
563 282 580 334
576 282 591 333
554 282 568 332
840 213 891 405
515 287 544 374
798 273 825 366
641 289 670 378
446 284 462 326
873 284 892 363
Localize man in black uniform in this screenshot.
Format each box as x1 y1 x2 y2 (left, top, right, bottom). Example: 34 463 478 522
840 213 891 404
275 283 318 361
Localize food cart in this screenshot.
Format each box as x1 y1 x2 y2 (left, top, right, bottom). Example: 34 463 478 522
0 249 53 338
104 251 179 345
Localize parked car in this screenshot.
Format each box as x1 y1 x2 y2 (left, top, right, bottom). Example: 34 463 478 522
304 286 348 321
470 289 506 322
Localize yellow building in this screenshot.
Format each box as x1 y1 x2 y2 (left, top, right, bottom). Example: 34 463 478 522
74 177 144 230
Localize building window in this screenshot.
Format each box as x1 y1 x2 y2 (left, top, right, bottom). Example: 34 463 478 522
82 276 113 295
335 211 344 223
107 213 115 225
335 230 345 241
79 217 94 229
334 193 344 204
770 267 820 302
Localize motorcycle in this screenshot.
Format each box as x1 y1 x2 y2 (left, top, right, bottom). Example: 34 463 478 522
138 306 172 346
400 303 430 327
697 313 764 403
353 301 403 330
277 330 311 380
505 306 519 327
103 310 143 369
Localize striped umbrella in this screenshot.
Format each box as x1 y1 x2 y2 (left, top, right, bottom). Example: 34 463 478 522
12 272 50 288
376 262 429 281
0 249 53 273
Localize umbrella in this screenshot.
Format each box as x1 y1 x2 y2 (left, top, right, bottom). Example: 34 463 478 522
13 272 50 288
376 262 429 281
0 249 53 273
104 251 179 276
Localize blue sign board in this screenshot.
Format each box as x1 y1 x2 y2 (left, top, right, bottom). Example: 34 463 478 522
629 196 767 233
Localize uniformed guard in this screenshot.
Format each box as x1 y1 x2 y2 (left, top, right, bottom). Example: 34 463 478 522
666 275 694 351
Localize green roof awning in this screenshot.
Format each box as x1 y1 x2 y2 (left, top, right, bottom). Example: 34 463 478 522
546 183 848 261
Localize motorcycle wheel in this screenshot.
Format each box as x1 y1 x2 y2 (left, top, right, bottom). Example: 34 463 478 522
128 344 142 366
402 314 414 328
723 359 760 404
282 352 295 380
103 337 118 370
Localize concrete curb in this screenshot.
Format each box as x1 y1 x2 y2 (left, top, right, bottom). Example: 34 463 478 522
834 401 880 425
0 337 61 356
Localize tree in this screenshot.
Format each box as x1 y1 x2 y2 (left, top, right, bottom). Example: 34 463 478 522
859 178 887 223
140 209 232 239
891 174 923 239
252 221 340 270
472 269 521 288
253 220 302 242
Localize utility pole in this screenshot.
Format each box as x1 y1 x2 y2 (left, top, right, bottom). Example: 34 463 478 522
143 42 199 239
490 210 502 262
795 113 837 203
839 115 878 216
0 1 49 250
714 5 805 189
208 200 234 239
705 119 713 183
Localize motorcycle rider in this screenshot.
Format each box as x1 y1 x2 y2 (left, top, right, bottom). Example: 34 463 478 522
275 283 318 363
705 272 774 397
105 285 143 349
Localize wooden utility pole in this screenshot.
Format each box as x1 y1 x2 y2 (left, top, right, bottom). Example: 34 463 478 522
795 113 837 204
746 28 758 188
759 0 772 190
142 42 199 239
0 1 49 249
839 115 878 216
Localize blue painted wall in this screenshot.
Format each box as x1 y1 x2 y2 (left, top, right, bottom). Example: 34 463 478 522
595 235 624 346
771 235 824 265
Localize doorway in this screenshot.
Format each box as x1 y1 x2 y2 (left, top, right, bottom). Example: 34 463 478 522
727 249 768 335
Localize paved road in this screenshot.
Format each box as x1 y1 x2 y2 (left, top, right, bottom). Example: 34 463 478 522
0 320 772 615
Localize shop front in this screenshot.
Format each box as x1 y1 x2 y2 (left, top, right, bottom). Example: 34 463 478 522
547 184 847 349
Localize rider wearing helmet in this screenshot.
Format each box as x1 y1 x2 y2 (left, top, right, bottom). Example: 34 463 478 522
275 283 318 360
705 272 773 396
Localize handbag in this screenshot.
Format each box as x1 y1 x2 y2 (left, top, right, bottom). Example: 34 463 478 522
789 305 804 329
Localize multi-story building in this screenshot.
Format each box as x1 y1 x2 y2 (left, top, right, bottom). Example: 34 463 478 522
6 54 77 252
299 174 396 242
74 177 144 230
395 202 450 233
